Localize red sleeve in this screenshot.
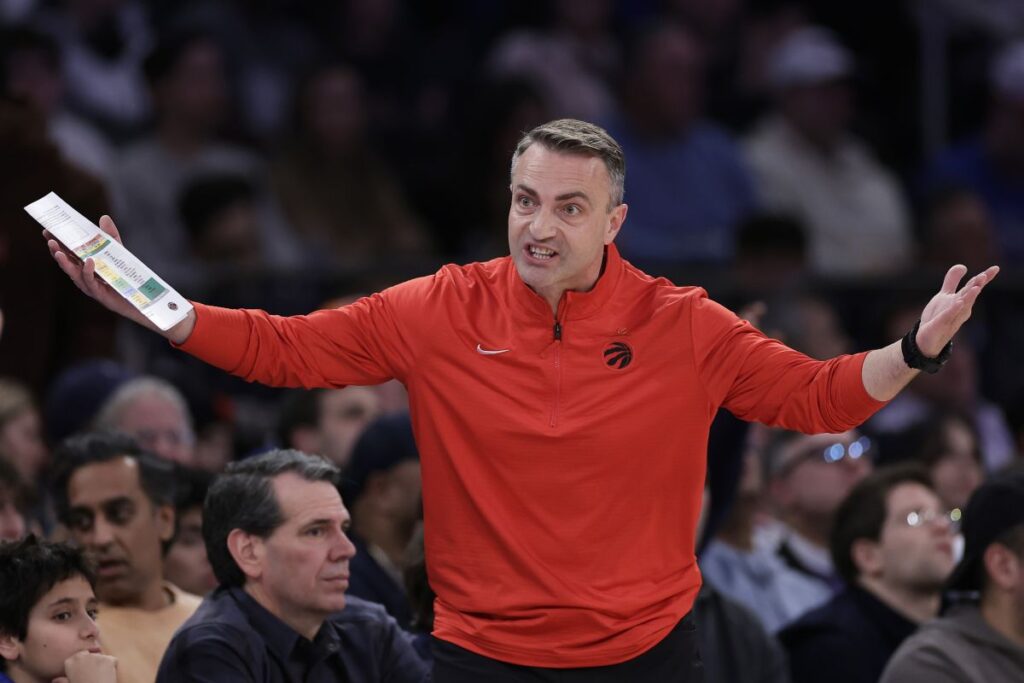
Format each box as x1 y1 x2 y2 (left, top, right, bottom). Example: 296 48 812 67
174 280 423 389
690 291 887 433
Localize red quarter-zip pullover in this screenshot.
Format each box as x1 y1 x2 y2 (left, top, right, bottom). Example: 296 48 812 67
179 245 885 667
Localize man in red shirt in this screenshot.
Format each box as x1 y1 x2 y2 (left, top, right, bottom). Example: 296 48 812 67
49 119 998 682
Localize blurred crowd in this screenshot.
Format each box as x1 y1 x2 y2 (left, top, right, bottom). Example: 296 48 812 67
1 0 1024 682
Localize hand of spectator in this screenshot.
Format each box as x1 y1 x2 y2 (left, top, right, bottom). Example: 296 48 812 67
917 264 999 356
45 215 196 344
52 650 117 683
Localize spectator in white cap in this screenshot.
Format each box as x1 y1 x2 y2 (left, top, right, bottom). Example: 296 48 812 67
924 41 1024 265
745 26 914 277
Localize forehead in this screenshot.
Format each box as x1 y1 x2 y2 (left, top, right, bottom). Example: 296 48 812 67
886 482 941 515
67 457 145 507
513 144 611 197
117 394 187 428
32 575 95 614
271 473 347 525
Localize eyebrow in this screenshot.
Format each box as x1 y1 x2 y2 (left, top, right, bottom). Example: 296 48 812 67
514 184 592 204
46 597 76 608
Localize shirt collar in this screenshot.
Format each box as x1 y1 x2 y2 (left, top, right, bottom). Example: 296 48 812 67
507 243 625 322
229 587 341 667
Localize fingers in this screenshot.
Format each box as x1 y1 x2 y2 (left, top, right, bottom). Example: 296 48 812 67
940 264 968 294
98 215 123 243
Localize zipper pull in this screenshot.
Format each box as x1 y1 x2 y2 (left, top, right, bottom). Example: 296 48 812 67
553 321 562 341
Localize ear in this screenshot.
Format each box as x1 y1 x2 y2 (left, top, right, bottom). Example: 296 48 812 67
226 528 264 581
0 633 21 662
983 542 1021 592
157 504 176 544
290 427 321 457
850 538 883 578
604 203 628 245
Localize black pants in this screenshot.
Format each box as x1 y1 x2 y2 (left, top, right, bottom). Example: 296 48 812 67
432 614 704 683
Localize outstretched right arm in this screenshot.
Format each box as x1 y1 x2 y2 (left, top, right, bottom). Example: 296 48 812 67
45 215 197 344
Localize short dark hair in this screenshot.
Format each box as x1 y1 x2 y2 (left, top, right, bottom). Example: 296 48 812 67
275 390 324 448
203 449 340 587
0 536 95 640
173 465 215 514
830 464 934 584
511 119 626 207
51 432 177 523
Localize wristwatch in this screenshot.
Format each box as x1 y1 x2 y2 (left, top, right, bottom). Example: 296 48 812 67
901 319 952 374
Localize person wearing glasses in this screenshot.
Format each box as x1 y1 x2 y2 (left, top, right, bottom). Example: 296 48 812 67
779 464 958 683
766 431 875 618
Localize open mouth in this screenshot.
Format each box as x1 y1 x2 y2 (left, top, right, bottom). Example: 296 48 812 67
96 559 128 578
526 245 558 261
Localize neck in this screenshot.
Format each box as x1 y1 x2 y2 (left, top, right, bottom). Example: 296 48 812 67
786 514 831 548
244 583 323 641
103 578 169 611
7 665 46 683
857 577 941 623
981 589 1024 649
352 513 414 569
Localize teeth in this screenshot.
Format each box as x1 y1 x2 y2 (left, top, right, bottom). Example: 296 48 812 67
529 246 555 259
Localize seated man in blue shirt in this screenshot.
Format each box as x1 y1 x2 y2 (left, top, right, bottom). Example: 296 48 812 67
156 449 428 683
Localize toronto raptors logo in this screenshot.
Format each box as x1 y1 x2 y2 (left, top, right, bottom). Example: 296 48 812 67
603 341 633 369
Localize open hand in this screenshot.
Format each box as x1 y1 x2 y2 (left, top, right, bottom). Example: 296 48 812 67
917 264 999 357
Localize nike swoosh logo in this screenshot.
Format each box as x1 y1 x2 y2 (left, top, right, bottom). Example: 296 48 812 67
476 344 510 355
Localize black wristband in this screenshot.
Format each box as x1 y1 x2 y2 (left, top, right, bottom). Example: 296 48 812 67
901 319 952 374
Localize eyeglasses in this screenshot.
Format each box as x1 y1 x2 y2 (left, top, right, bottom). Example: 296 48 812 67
777 436 872 476
902 508 962 531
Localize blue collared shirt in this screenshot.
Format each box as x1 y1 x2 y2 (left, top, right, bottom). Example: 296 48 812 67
156 586 428 683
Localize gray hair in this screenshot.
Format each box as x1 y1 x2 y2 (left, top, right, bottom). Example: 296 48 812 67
94 376 194 438
510 119 626 209
203 449 340 587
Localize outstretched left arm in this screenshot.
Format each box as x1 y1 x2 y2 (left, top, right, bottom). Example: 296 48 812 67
862 264 999 401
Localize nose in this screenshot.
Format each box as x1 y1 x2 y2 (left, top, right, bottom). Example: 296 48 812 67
528 206 557 241
81 613 100 641
330 529 357 562
88 514 116 548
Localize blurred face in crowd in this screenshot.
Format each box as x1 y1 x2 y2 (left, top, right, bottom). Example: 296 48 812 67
930 417 984 511
317 388 380 469
0 486 26 541
3 48 63 117
163 505 216 596
364 460 422 533
857 483 957 593
110 392 195 466
780 80 853 149
630 25 705 135
304 67 366 153
237 474 356 636
772 431 873 522
0 407 48 482
0 576 102 681
927 193 998 273
64 457 174 607
508 144 627 311
156 39 227 135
